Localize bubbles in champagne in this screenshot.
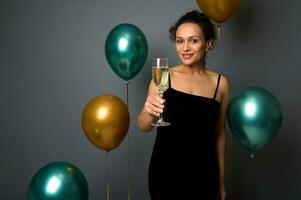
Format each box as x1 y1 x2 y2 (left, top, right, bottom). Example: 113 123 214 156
152 67 169 93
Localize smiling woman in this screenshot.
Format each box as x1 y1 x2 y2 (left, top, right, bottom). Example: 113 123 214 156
174 23 211 66
137 10 230 200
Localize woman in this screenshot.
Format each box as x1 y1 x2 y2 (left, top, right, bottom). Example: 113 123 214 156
137 10 230 200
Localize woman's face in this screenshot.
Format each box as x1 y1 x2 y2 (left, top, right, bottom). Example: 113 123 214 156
175 23 210 66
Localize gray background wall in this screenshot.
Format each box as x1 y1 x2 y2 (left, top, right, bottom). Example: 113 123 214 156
1 0 300 199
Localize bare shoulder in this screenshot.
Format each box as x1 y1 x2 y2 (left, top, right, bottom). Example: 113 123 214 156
169 65 182 74
206 69 229 88
219 74 230 93
218 75 230 104
206 69 230 97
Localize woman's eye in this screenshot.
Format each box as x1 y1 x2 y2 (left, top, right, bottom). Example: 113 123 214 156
192 39 198 43
176 40 182 44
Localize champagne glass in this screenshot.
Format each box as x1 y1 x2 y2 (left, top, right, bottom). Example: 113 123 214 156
151 58 171 127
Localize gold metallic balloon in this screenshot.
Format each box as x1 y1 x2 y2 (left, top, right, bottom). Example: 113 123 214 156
82 94 130 151
196 0 240 23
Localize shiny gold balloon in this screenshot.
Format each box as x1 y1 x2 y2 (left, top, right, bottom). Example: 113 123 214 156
196 0 240 23
82 94 130 151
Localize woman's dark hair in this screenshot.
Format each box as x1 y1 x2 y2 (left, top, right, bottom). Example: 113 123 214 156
169 10 216 42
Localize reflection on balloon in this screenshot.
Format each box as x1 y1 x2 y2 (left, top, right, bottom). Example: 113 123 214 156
81 94 130 151
27 161 89 200
196 0 240 23
105 23 148 81
227 87 282 154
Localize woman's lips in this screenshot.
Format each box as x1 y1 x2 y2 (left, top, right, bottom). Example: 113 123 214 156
181 53 193 59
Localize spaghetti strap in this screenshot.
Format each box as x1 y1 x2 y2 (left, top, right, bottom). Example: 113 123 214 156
168 73 172 88
213 74 221 99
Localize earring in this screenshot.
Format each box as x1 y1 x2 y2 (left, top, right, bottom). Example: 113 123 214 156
206 41 212 52
205 49 214 59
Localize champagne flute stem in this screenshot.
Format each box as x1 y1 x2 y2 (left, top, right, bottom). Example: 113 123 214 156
158 92 164 122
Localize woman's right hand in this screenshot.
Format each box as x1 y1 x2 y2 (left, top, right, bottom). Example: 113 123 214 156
137 80 167 132
143 93 165 117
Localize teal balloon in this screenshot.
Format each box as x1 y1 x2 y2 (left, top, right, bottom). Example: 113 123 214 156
105 23 148 81
27 161 89 200
227 87 282 153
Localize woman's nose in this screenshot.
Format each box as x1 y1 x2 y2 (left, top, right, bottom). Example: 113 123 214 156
183 41 190 51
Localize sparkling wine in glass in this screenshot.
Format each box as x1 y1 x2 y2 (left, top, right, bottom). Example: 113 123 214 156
151 58 171 127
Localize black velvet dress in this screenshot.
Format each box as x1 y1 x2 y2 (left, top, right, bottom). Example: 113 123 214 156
148 74 221 200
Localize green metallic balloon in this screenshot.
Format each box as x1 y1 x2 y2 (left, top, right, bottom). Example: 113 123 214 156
227 87 282 153
27 161 89 200
105 23 148 81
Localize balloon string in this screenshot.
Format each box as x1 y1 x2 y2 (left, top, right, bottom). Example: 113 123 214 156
126 81 129 106
250 153 260 199
217 23 221 40
106 151 110 200
125 81 131 200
